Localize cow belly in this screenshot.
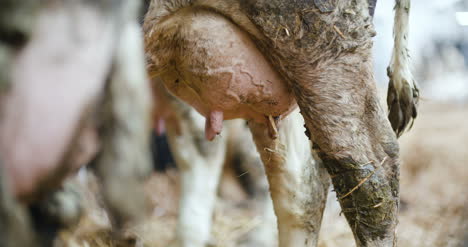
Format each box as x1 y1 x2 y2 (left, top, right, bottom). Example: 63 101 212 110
0 2 115 200
156 11 297 125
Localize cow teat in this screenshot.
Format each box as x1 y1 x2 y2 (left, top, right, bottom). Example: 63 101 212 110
205 111 224 141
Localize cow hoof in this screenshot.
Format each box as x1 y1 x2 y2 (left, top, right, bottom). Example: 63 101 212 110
386 63 420 137
41 182 84 227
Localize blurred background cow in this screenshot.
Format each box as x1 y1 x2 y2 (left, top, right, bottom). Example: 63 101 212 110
0 1 152 246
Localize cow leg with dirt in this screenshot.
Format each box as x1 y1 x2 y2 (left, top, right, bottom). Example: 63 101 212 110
248 110 330 247
242 1 415 245
292 53 400 246
225 120 277 247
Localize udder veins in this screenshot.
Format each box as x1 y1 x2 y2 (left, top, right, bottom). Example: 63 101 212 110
147 9 297 139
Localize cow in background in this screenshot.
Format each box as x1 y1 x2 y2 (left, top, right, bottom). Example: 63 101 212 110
0 1 152 246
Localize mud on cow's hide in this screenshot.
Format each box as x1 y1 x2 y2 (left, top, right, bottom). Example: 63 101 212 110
144 0 418 247
0 0 152 246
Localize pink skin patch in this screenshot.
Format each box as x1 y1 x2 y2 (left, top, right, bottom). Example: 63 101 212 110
205 111 224 141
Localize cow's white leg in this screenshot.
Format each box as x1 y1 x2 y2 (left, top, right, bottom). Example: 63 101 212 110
240 194 277 247
228 121 277 247
166 105 227 247
248 110 330 247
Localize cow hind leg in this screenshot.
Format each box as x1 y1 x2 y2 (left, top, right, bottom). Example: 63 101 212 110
292 52 400 247
238 194 277 247
92 3 153 242
227 121 277 247
165 104 227 247
248 110 330 247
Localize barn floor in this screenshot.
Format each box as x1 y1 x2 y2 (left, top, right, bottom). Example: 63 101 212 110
58 103 468 247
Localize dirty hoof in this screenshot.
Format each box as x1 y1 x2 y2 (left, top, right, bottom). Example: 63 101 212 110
387 67 420 137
